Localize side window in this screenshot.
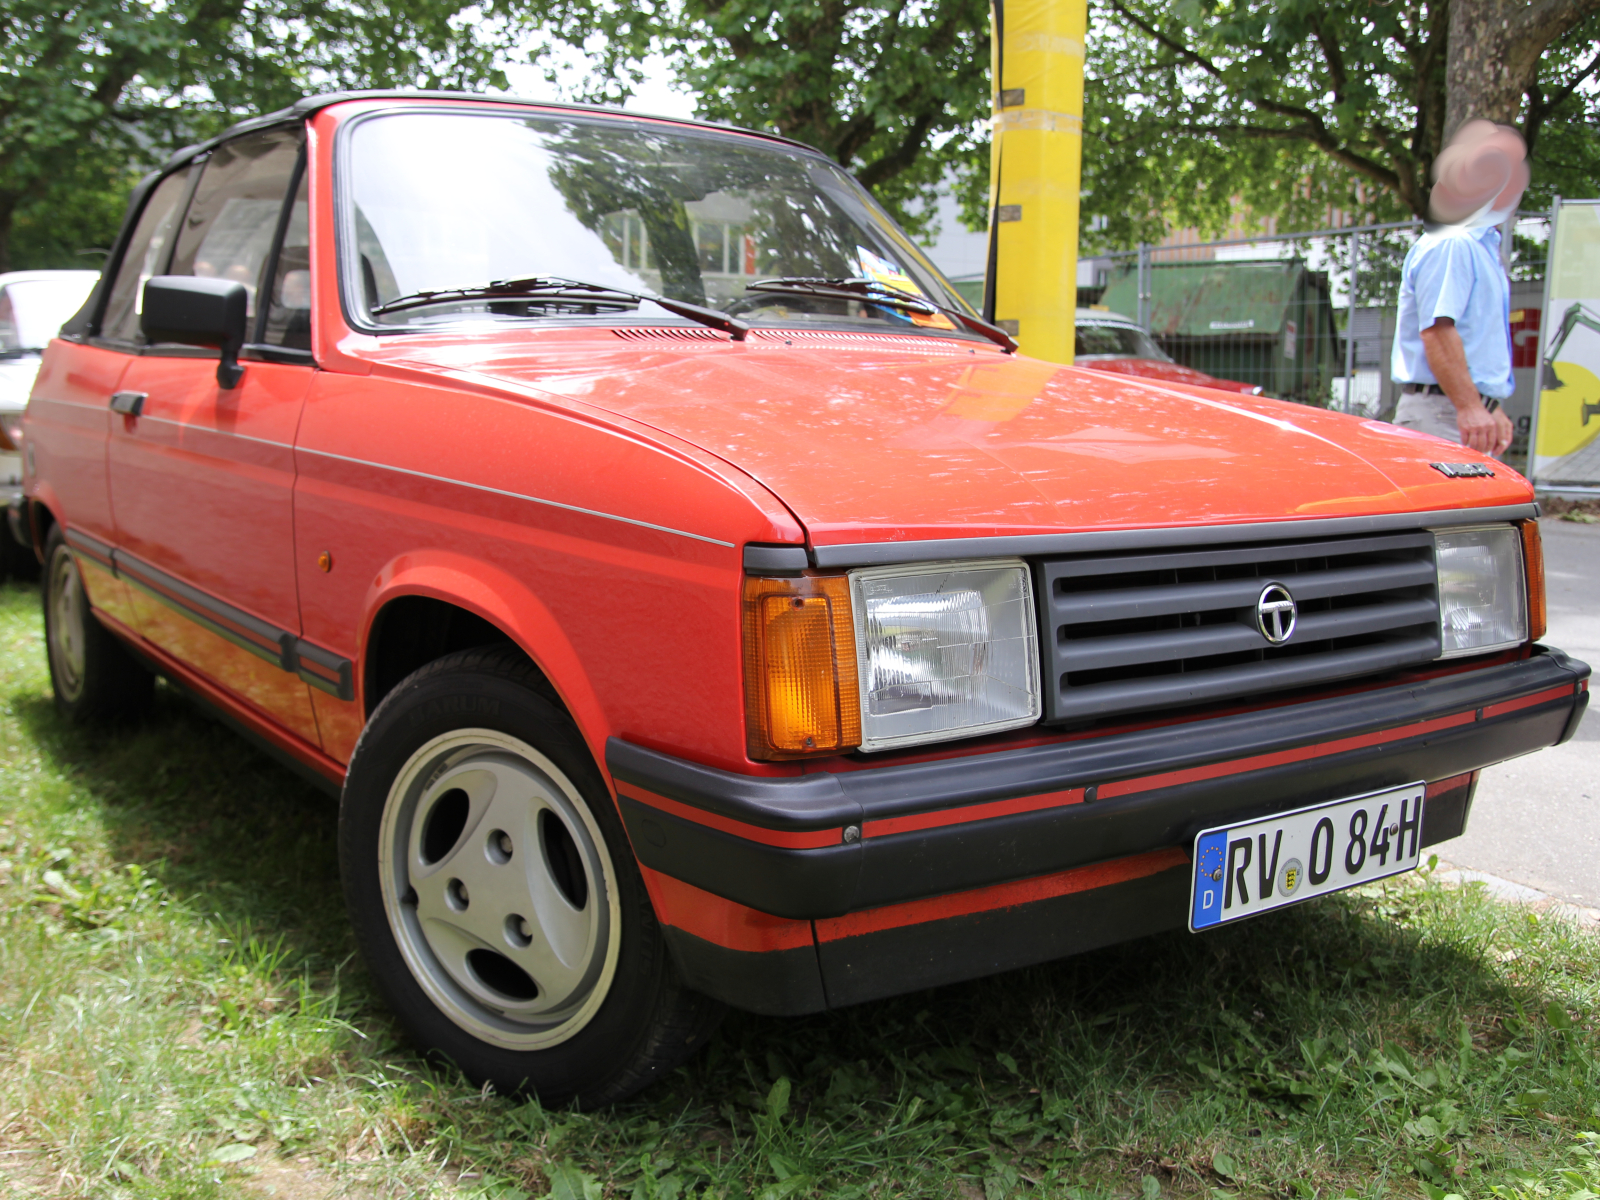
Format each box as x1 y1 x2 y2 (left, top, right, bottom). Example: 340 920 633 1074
261 167 310 349
99 168 195 345
169 128 304 324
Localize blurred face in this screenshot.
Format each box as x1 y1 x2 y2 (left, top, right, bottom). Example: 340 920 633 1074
1428 120 1529 228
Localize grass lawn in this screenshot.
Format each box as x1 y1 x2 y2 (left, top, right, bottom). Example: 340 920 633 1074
1 578 1597 1200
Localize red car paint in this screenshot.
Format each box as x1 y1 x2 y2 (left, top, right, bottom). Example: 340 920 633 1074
1079 354 1263 393
20 94 1587 1062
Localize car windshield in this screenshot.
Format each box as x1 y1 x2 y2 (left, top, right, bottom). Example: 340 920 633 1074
1075 322 1173 362
343 110 976 337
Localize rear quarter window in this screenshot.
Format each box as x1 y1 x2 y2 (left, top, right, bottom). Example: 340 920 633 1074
99 168 196 345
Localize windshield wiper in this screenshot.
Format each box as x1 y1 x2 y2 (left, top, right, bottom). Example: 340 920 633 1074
743 277 1017 352
371 276 749 341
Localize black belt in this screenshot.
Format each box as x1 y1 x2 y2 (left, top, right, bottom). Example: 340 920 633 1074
1401 383 1499 412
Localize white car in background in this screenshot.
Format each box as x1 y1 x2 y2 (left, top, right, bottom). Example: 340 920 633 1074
2 271 99 579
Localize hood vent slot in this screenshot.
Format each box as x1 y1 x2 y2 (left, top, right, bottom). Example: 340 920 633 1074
608 325 973 351
750 329 970 351
612 326 726 342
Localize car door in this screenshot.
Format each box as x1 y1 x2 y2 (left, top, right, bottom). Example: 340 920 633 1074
24 170 200 630
107 128 322 746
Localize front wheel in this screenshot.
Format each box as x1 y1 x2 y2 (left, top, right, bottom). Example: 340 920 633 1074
339 647 723 1106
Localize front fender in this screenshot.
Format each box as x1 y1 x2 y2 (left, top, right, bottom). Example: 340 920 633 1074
363 549 610 770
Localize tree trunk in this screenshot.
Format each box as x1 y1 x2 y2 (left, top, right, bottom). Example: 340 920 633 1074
1445 0 1600 139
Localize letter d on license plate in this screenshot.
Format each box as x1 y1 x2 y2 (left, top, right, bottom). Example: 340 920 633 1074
1189 782 1426 931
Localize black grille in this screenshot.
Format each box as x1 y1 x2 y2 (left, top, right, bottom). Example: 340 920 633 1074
1037 531 1441 722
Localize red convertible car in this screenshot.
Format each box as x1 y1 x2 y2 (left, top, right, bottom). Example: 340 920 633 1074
19 92 1589 1107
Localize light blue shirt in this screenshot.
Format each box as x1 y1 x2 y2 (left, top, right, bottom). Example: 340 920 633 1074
1390 225 1514 399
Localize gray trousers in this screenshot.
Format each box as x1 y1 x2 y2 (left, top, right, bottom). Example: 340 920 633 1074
1392 392 1463 443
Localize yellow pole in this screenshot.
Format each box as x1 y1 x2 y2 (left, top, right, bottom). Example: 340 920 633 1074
986 0 1087 365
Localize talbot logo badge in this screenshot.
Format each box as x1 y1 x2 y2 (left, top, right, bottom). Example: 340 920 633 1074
1256 582 1297 644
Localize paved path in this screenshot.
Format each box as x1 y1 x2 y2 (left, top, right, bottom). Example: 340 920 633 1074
1442 517 1600 906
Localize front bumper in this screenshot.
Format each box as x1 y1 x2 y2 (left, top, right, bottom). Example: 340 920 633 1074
611 648 1589 1012
611 648 1589 920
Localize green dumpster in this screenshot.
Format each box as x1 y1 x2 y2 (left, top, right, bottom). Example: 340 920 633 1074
1099 259 1341 405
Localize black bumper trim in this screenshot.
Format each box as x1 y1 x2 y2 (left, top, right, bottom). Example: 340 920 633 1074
610 650 1587 919
617 792 863 919
1558 686 1591 744
609 742 860 833
817 862 1196 1008
609 650 1586 835
816 779 1477 1011
661 927 827 1016
667 775 1478 1016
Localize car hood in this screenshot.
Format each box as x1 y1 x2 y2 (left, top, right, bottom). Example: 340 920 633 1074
1079 356 1256 393
382 334 1531 549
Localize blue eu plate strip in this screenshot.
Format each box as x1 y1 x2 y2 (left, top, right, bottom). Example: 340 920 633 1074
1191 829 1229 930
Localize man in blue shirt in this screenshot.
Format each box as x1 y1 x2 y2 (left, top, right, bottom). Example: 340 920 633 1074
1390 225 1514 454
1390 121 1525 457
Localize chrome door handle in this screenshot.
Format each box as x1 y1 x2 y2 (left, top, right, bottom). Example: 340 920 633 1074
109 391 147 417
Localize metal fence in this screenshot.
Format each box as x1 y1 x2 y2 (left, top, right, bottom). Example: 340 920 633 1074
1081 212 1554 473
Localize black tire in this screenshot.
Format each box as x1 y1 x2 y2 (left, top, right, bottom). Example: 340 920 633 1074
42 526 153 722
339 646 725 1107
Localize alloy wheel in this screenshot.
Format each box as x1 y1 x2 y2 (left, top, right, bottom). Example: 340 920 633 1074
377 729 621 1050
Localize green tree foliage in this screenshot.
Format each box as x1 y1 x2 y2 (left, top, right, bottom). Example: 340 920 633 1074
1080 0 1600 251
577 0 993 237
5 158 139 273
0 0 543 271
1520 9 1600 198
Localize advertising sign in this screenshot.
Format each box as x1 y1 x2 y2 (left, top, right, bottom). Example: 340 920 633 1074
1531 200 1600 490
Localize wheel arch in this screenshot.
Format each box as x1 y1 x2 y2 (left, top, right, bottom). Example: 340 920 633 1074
360 550 610 771
25 489 62 561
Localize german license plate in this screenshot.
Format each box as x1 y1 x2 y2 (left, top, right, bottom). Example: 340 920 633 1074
1189 782 1426 931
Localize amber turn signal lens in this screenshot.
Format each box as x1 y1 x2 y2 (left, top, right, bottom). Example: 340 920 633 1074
742 574 861 759
1520 519 1546 641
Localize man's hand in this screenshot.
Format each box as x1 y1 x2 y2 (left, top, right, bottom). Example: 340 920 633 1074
1455 399 1515 455
1418 317 1513 456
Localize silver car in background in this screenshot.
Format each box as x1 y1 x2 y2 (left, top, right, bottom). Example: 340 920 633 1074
2 271 99 579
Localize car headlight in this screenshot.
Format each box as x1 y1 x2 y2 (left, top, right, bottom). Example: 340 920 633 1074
742 558 1043 759
1434 525 1527 658
850 560 1040 752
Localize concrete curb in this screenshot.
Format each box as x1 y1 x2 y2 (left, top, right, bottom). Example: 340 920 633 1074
1430 858 1600 930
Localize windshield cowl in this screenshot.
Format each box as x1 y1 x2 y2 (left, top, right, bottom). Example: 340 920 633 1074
368 275 753 340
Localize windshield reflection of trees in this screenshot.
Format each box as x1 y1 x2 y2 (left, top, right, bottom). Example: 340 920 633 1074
542 120 905 319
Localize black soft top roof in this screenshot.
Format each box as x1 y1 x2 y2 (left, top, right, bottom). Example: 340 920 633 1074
158 89 822 174
60 90 828 342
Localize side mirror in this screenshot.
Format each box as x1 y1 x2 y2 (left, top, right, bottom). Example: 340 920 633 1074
141 276 248 388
